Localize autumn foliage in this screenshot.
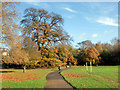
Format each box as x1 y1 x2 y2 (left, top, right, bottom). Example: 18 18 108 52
1 3 120 70
1 4 76 69
76 39 120 65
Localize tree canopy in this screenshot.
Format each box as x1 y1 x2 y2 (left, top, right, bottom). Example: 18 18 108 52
21 8 71 51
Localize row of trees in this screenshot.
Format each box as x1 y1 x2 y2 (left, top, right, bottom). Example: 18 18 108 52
1 3 120 72
1 3 76 72
75 39 120 66
3 37 77 69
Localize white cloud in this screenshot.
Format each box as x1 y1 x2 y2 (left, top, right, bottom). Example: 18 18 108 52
78 33 86 40
92 34 98 38
64 8 77 13
96 17 118 27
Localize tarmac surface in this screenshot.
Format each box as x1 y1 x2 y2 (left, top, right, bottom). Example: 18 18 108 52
44 68 74 90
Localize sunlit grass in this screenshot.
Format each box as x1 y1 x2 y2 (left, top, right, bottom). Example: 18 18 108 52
2 68 57 88
61 66 118 88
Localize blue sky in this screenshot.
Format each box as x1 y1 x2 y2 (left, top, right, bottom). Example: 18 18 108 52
16 2 118 48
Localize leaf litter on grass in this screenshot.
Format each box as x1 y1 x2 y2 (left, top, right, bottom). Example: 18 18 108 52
61 66 118 88
67 73 85 78
2 73 42 82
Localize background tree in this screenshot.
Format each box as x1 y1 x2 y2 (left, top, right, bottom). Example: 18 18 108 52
77 40 93 49
76 40 93 65
100 49 111 65
1 2 20 47
3 36 29 72
56 43 77 66
1 2 31 72
95 42 103 54
22 37 41 69
1 2 30 71
76 48 88 65
85 47 100 65
110 38 120 65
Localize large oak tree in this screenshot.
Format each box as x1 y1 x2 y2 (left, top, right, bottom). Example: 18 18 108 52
21 8 70 52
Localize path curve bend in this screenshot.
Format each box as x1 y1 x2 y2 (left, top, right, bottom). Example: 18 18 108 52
44 68 74 89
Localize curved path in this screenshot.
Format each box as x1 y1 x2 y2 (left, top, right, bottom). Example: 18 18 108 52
44 68 74 89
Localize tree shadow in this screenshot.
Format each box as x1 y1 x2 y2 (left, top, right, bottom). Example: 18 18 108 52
0 71 15 73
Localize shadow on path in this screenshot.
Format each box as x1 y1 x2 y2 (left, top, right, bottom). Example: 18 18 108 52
44 68 74 89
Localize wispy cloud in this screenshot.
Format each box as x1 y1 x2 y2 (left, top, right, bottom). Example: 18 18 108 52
64 7 77 13
91 34 99 38
88 3 116 15
63 14 75 19
27 2 49 8
78 33 86 40
32 3 39 6
104 30 115 34
67 15 75 19
27 2 40 6
67 15 73 19
96 17 118 27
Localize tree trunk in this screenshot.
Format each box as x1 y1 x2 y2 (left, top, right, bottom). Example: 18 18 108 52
86 62 88 71
23 65 26 73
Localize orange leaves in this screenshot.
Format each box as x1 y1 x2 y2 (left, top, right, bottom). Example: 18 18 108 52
51 31 56 34
21 8 70 51
95 43 103 53
84 47 100 64
46 15 50 18
43 39 48 43
2 74 42 82
38 58 62 67
67 73 85 78
85 58 89 61
34 26 38 29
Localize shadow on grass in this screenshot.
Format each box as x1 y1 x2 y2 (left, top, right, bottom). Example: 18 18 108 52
0 71 15 73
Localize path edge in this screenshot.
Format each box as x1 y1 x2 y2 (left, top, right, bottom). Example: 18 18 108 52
60 68 77 89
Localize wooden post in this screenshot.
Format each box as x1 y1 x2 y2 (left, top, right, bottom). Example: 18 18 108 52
86 62 88 71
23 66 26 73
90 61 92 72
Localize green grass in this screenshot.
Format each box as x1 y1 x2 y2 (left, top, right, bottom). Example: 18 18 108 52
61 66 118 88
2 68 57 88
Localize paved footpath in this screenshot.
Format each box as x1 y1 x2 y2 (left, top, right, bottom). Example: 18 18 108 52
44 68 74 90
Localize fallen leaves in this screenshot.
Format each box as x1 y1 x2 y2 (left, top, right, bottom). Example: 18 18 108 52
2 74 42 82
67 73 85 78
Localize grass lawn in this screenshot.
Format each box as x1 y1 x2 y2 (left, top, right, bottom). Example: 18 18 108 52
1 68 57 88
61 66 118 88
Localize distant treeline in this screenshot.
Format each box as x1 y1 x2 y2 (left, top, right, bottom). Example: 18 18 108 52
74 39 120 66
